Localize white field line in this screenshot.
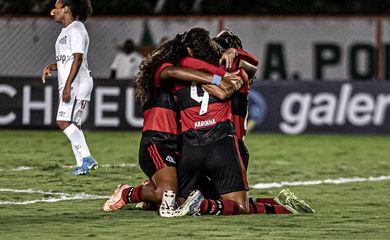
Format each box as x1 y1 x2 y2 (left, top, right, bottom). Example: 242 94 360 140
2 175 390 205
0 188 108 205
251 175 390 189
0 163 137 171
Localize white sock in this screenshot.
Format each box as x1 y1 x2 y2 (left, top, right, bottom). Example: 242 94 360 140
63 124 91 159
79 130 90 158
71 144 83 167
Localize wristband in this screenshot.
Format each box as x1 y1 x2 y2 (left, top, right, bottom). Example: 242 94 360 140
211 74 222 86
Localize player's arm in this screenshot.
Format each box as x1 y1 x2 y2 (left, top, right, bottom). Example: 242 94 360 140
236 48 259 66
221 48 258 84
160 66 242 97
62 53 83 102
41 63 57 84
179 57 242 95
239 60 257 84
219 48 238 70
202 84 231 100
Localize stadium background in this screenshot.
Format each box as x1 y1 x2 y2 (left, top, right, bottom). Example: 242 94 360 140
1 1 390 239
2 0 390 134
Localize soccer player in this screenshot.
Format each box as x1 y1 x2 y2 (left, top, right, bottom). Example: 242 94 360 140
159 27 250 215
183 29 259 171
174 28 315 216
41 0 97 175
102 33 242 215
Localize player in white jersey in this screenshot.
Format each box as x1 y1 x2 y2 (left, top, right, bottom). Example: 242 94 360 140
41 0 97 175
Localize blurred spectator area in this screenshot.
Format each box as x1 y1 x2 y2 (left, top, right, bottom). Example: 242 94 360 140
2 0 390 16
1 16 390 81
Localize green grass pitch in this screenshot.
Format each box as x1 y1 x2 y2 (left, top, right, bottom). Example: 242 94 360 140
1 130 390 239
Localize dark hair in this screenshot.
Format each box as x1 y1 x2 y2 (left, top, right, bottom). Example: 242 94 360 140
135 27 221 104
61 0 92 22
135 33 187 104
182 27 221 66
214 28 243 50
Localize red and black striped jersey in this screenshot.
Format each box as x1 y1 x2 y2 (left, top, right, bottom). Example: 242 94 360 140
230 64 250 141
174 58 234 146
180 54 251 141
141 63 182 150
232 48 258 140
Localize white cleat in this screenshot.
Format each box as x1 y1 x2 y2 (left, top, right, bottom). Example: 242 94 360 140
175 189 204 217
159 190 177 218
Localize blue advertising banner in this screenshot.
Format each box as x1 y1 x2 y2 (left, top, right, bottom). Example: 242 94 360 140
249 81 390 134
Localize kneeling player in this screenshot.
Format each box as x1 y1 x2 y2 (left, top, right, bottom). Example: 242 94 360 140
102 34 241 215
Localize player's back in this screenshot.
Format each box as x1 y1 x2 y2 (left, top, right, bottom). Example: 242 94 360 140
174 80 234 147
141 63 181 150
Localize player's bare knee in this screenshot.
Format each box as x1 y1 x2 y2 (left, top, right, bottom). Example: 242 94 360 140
153 188 165 203
56 121 69 130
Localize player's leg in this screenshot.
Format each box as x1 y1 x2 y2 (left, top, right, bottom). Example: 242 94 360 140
176 136 249 216
175 143 205 205
71 143 83 167
58 97 96 175
236 139 292 214
103 144 179 213
56 90 96 174
237 139 249 171
74 80 97 174
210 136 249 214
196 140 248 200
248 196 292 214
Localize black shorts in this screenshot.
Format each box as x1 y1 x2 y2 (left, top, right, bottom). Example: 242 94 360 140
139 143 180 179
237 139 249 171
177 136 248 198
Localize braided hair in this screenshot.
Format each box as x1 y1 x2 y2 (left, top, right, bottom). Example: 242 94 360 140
61 0 92 22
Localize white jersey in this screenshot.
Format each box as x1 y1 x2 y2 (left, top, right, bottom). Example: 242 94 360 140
110 51 143 80
55 21 93 100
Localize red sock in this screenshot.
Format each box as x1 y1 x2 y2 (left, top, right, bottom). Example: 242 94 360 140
121 185 143 204
274 205 292 214
200 199 241 215
249 202 292 214
256 198 278 205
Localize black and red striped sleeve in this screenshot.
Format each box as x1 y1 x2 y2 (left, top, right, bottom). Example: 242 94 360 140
179 57 226 76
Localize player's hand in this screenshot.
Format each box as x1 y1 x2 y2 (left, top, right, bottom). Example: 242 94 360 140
219 48 238 70
62 85 71 103
41 65 52 84
219 71 242 95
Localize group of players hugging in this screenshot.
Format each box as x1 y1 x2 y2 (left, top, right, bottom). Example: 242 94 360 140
102 27 315 217
42 0 314 217
41 0 313 217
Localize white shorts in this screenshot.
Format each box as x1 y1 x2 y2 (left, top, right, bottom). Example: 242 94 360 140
76 76 93 101
56 97 88 125
56 90 88 125
56 77 93 124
